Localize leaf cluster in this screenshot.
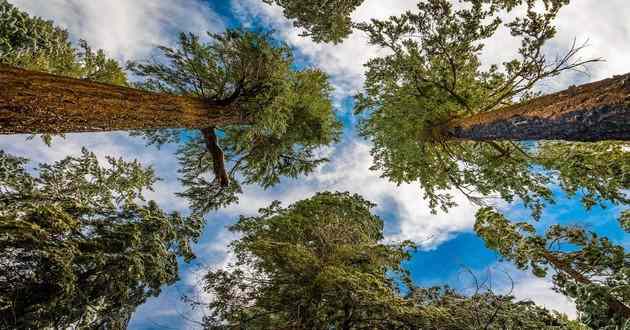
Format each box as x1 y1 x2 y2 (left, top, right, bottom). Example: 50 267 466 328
475 207 630 329
200 193 578 329
0 150 201 329
0 0 126 85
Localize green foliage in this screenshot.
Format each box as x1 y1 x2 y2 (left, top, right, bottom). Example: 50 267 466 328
475 207 630 329
199 192 574 329
130 30 341 215
537 141 630 210
353 0 607 216
409 286 576 329
201 192 423 328
0 0 76 75
0 149 201 329
0 0 127 85
262 0 363 43
620 210 630 233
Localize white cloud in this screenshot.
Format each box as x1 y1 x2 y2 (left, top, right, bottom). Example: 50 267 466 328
232 0 630 98
212 140 479 248
10 0 225 62
552 1 630 82
231 0 416 99
512 272 577 319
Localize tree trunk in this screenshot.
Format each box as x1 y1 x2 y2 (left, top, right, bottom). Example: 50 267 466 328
543 251 630 319
0 65 245 134
445 73 630 141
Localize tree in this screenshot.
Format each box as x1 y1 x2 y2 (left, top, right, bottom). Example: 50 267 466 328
200 192 421 329
0 149 201 329
198 192 576 329
1 3 341 213
261 0 364 43
475 207 630 329
128 31 341 213
353 0 628 215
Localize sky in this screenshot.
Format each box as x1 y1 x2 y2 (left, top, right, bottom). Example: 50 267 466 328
4 0 630 328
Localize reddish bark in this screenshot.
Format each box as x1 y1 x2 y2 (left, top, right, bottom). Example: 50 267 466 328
0 65 243 134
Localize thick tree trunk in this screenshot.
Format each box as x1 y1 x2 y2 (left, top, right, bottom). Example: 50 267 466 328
543 251 630 319
0 65 244 134
446 73 630 141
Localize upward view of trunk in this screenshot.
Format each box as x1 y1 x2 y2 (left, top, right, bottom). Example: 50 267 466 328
0 65 244 134
445 73 630 141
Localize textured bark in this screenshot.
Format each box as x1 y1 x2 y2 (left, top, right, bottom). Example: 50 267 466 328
0 65 245 134
543 252 630 319
201 127 230 187
446 73 630 141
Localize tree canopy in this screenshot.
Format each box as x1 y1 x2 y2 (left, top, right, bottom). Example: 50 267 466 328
476 207 630 329
262 0 363 43
0 1 628 328
199 192 577 329
129 30 341 215
0 149 201 329
352 0 628 218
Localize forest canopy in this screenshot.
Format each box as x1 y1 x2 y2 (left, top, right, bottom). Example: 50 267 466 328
0 0 628 328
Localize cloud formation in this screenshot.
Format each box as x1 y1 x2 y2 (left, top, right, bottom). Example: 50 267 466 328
233 0 630 98
10 0 225 62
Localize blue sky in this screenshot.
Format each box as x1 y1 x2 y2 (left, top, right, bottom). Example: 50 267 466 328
4 0 630 328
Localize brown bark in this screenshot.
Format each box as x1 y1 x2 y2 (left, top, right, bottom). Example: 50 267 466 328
543 251 630 319
0 65 245 134
446 73 630 141
201 127 230 187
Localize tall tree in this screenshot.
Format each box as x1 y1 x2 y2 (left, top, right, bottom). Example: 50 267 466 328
1 1 341 213
0 149 201 329
200 192 421 329
128 31 341 213
353 0 628 215
475 207 630 329
198 192 577 329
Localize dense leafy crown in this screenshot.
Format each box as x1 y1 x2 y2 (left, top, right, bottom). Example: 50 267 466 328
198 192 575 329
476 207 630 329
352 0 628 218
130 30 341 215
201 192 419 328
262 0 364 43
0 0 126 85
0 150 201 329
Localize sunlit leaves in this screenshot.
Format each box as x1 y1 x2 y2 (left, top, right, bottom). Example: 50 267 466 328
354 0 611 216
